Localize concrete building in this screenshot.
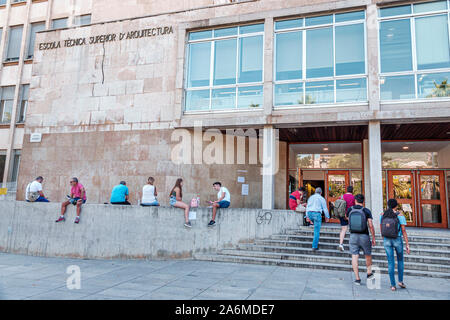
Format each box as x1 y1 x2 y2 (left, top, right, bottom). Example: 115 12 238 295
0 0 449 229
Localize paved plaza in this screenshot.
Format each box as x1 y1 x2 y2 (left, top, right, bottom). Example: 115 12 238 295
0 253 448 300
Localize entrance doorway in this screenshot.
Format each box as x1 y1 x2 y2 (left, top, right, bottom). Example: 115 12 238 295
386 170 447 228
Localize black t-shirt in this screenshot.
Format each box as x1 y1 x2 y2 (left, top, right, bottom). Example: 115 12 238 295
346 205 373 234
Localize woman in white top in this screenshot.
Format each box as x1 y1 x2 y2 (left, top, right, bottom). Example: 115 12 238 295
140 177 159 206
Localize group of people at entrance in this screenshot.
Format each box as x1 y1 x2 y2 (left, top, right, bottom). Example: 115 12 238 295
26 176 231 229
290 186 410 291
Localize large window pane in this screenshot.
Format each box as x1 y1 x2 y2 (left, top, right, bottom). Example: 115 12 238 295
0 152 6 183
380 75 415 100
17 84 29 123
6 26 23 61
1 86 15 124
336 78 367 102
237 86 263 108
214 27 237 38
305 15 332 26
275 31 302 81
335 11 365 23
52 18 68 30
380 19 413 73
306 27 333 78
214 39 237 86
305 80 334 104
414 1 447 14
8 150 20 186
417 72 450 98
239 24 264 34
275 19 303 30
185 90 210 111
238 36 263 83
274 83 303 106
187 42 211 88
212 88 236 109
335 23 365 76
27 22 45 59
415 15 450 70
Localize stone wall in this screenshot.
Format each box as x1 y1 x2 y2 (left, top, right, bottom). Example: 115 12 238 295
0 201 298 260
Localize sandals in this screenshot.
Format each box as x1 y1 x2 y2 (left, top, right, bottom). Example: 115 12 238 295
398 282 407 289
391 286 396 291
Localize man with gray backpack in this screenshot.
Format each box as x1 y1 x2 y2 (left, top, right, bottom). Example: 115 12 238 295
346 194 376 285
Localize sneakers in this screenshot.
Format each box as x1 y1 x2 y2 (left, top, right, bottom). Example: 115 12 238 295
367 273 375 280
338 244 344 252
55 216 65 223
354 279 361 285
74 216 80 224
184 221 192 228
312 247 319 251
208 220 216 227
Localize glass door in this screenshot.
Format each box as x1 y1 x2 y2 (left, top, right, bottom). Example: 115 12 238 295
326 171 349 222
388 171 416 226
418 171 448 228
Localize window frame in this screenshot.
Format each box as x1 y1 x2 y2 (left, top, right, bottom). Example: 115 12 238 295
273 10 368 109
184 23 265 113
378 0 450 103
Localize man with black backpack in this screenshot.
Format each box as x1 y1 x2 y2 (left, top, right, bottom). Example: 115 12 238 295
346 194 376 285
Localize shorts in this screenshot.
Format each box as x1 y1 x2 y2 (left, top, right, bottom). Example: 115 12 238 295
169 196 177 207
218 200 230 208
339 216 349 226
71 198 86 205
141 200 159 206
349 233 372 255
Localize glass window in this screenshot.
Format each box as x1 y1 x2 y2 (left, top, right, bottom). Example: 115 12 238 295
379 19 413 73
379 5 412 18
0 151 6 183
214 27 237 37
306 27 333 78
212 88 236 110
275 31 302 81
52 18 68 30
305 80 334 104
185 90 210 111
335 11 365 23
415 15 450 70
413 1 447 13
8 150 20 186
336 78 367 103
417 72 450 98
380 75 415 100
239 24 264 34
0 0 6 5
0 86 15 124
335 23 365 76
305 15 332 26
238 35 263 83
274 83 303 106
6 25 23 62
275 19 303 30
214 39 237 86
187 42 211 88
74 15 91 26
0 28 2 44
27 22 45 59
189 30 212 41
237 86 263 108
17 84 29 123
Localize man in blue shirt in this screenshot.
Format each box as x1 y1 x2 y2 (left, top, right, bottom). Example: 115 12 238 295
306 187 329 250
110 181 131 205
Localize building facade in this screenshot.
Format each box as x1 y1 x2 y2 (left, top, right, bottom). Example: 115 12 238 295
1 0 449 228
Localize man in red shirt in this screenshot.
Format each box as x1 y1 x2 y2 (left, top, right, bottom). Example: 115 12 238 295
339 186 355 251
56 177 87 224
289 187 306 211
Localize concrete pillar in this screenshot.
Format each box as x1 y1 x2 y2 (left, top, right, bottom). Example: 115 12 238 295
368 121 383 231
263 17 274 117
262 125 276 209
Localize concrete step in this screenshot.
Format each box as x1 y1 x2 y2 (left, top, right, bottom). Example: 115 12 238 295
283 230 450 244
271 235 450 248
237 244 450 265
194 254 450 279
219 249 450 273
255 239 450 256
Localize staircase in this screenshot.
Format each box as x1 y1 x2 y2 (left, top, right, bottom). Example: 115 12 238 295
195 225 450 279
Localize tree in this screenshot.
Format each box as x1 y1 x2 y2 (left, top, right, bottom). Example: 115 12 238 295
426 79 450 98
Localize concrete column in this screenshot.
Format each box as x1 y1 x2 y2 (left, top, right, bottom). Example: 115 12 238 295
368 121 383 232
262 125 276 209
363 139 371 210
263 17 274 117
366 3 380 112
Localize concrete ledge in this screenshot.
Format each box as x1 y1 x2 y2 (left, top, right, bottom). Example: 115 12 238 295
0 201 298 260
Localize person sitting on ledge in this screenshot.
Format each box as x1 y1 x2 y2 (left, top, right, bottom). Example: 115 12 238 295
25 176 49 202
169 178 191 228
110 181 131 205
141 177 159 206
207 182 230 227
56 177 86 224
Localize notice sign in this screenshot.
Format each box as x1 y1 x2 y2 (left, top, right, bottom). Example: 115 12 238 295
242 184 249 196
0 188 7 195
30 133 42 143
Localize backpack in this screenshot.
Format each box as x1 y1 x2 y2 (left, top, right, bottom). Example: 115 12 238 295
26 183 40 202
381 212 400 239
334 196 347 218
348 207 367 233
190 197 199 208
